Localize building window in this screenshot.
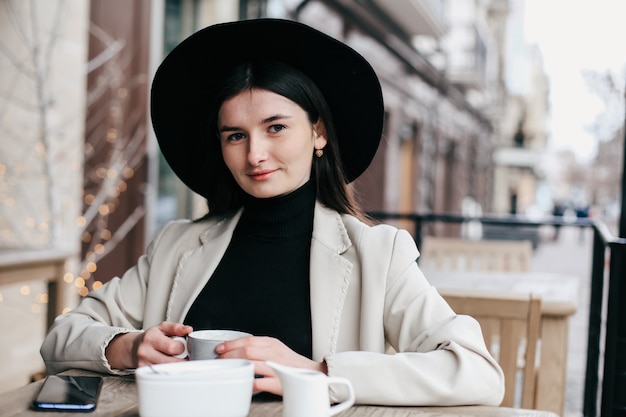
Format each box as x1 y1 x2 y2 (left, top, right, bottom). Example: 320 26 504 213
240 0 268 19
513 122 525 148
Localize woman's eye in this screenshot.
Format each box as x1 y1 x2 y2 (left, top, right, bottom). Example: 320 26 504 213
226 132 246 142
268 124 285 133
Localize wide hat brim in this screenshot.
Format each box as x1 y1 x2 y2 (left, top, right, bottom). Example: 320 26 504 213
151 18 384 198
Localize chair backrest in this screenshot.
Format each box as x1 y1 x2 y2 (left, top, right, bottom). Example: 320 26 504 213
440 288 542 409
420 237 533 272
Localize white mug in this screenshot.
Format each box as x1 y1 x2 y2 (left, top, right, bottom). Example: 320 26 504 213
267 361 355 417
173 330 251 360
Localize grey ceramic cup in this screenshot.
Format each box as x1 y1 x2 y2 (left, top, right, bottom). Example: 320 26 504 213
173 330 252 360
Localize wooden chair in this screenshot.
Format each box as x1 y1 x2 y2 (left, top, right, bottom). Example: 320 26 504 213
419 237 533 272
440 289 542 409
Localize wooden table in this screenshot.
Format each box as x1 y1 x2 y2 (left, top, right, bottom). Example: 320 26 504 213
423 270 578 417
0 249 74 330
0 371 560 417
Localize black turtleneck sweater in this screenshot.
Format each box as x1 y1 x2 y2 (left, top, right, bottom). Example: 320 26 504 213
184 181 315 358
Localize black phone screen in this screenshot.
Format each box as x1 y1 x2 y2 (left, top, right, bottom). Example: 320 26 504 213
32 375 103 412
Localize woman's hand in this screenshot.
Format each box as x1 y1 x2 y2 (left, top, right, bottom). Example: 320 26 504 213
105 321 193 370
215 336 327 395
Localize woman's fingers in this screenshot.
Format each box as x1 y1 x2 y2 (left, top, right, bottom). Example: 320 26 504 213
217 336 325 373
157 321 193 337
250 360 282 395
216 336 280 360
253 375 282 395
134 322 191 366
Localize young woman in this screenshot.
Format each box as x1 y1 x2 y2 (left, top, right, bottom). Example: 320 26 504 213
41 19 504 406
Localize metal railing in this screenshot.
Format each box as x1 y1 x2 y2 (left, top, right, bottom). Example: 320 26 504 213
367 211 626 417
589 222 626 417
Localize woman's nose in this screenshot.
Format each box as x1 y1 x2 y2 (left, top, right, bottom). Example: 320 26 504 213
247 136 268 166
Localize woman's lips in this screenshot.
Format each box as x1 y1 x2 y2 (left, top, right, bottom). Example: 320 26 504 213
247 169 277 181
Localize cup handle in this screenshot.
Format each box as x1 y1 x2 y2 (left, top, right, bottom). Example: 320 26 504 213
327 377 355 416
171 336 188 359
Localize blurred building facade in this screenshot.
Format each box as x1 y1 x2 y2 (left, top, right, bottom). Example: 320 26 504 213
444 0 550 217
155 0 499 238
590 125 624 235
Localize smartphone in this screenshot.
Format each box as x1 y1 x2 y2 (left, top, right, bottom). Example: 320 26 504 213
32 375 103 412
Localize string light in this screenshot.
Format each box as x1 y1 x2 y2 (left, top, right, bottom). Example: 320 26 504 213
0 37 149 313
2 104 140 309
106 128 118 143
86 262 97 272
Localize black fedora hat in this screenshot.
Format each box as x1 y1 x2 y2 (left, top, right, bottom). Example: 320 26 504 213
151 18 384 198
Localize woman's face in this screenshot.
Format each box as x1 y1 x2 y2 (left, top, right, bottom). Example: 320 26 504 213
218 88 327 199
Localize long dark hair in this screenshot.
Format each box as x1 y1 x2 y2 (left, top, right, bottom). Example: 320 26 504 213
201 61 365 220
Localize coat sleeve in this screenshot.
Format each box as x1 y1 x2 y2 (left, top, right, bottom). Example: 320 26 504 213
39 221 176 375
324 228 505 406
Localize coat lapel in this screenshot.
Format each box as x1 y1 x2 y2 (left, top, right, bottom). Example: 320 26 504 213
309 203 353 361
167 210 243 323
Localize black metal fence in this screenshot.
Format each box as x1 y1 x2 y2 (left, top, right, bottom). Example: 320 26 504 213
367 211 626 417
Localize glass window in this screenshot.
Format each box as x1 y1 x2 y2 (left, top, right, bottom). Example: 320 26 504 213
156 0 202 229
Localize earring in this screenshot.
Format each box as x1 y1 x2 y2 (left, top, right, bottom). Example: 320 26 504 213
315 149 324 158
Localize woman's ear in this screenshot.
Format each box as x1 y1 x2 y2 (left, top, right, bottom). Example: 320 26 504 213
313 120 328 150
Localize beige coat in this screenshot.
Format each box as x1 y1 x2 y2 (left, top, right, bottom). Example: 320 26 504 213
41 202 504 406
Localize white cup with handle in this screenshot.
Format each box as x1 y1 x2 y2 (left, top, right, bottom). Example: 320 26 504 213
173 330 251 360
266 361 355 417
